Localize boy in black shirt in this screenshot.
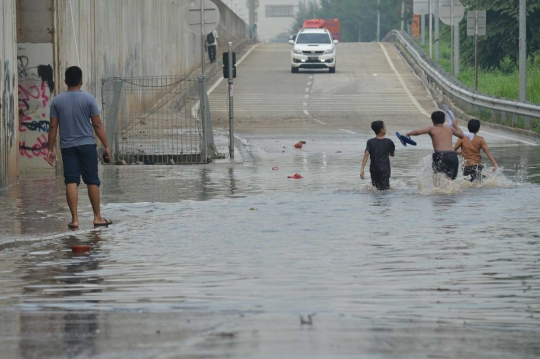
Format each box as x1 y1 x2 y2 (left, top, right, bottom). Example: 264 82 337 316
360 121 396 190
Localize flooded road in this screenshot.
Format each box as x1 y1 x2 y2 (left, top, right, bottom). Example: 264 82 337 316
2 42 540 358
1 134 539 358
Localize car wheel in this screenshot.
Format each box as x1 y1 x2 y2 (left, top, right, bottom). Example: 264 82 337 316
329 67 336 73
291 67 299 73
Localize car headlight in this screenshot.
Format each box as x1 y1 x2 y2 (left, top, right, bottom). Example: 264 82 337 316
324 48 334 54
293 48 303 55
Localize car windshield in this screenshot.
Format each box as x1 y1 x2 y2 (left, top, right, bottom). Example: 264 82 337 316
296 33 331 44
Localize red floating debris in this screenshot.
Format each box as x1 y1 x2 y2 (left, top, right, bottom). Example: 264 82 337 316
293 142 303 149
71 245 92 253
287 174 303 179
272 166 279 171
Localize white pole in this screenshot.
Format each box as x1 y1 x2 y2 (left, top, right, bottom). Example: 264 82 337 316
401 1 405 31
429 1 433 58
454 18 460 76
421 14 426 46
519 0 527 102
434 0 440 62
377 0 380 42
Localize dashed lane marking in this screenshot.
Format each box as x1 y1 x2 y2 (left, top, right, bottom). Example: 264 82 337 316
313 119 326 125
304 109 310 116
340 129 357 134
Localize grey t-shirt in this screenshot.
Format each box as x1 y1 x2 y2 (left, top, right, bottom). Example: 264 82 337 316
49 91 100 149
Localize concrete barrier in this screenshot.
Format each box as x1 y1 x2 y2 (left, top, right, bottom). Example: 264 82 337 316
54 0 247 105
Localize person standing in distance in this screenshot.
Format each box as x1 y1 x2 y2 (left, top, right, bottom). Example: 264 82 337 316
46 66 113 229
206 29 220 63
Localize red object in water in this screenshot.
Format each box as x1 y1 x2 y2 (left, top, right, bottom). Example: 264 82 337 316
272 166 279 171
72 245 92 253
288 174 303 179
293 142 303 149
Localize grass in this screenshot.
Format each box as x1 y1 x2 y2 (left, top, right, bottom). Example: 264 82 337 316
419 39 540 104
417 38 540 132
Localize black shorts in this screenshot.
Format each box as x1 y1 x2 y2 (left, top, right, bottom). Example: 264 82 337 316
370 166 391 191
432 151 459 180
463 165 484 182
61 144 100 187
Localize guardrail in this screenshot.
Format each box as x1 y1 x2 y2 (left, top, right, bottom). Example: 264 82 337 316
383 30 540 133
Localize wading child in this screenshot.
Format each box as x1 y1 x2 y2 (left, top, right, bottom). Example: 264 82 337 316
360 121 395 191
454 119 498 181
406 111 464 182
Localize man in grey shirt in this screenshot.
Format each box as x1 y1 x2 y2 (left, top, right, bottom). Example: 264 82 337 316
46 66 112 228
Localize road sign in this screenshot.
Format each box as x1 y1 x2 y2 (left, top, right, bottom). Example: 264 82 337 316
185 0 220 35
413 0 431 15
246 0 259 9
467 10 486 36
439 0 464 25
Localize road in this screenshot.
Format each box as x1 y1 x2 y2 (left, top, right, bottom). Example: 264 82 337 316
1 42 539 359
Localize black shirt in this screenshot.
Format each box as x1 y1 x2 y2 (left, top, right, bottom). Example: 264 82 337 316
365 138 395 176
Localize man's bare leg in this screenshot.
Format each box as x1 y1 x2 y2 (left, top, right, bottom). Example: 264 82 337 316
66 183 79 227
87 184 108 225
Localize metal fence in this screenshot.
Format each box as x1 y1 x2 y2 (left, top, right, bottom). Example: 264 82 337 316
101 76 214 165
384 30 540 133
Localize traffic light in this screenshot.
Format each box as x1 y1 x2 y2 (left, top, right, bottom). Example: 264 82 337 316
222 51 237 79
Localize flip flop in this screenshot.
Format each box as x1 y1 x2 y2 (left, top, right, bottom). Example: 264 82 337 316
396 132 417 147
94 218 113 227
396 132 407 147
68 223 79 229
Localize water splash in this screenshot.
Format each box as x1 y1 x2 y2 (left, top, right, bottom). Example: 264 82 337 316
416 155 523 195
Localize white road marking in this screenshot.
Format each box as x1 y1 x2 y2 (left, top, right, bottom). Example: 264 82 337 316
307 81 312 86
480 130 539 146
304 109 310 116
309 75 313 79
304 95 310 99
303 102 308 106
313 119 326 125
340 129 357 134
379 43 430 118
305 88 310 92
192 44 261 118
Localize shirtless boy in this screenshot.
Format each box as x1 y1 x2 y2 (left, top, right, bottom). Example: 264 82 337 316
406 111 464 181
454 119 498 181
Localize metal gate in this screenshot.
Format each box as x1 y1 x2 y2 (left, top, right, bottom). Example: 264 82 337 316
101 76 214 165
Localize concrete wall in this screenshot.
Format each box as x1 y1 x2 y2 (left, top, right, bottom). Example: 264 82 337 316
1 0 19 189
1 0 247 186
54 0 247 105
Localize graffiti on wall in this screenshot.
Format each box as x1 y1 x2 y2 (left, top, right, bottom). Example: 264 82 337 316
3 61 16 149
17 44 54 168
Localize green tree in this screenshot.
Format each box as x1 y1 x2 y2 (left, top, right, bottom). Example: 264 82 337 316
459 0 540 68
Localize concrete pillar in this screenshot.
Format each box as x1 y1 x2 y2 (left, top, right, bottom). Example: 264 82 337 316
0 0 19 189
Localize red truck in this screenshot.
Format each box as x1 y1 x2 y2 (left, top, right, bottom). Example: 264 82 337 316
302 19 341 41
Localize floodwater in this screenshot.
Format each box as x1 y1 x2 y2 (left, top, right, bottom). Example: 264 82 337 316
1 134 539 358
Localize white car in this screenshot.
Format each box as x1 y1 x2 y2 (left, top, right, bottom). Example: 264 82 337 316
289 28 338 73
